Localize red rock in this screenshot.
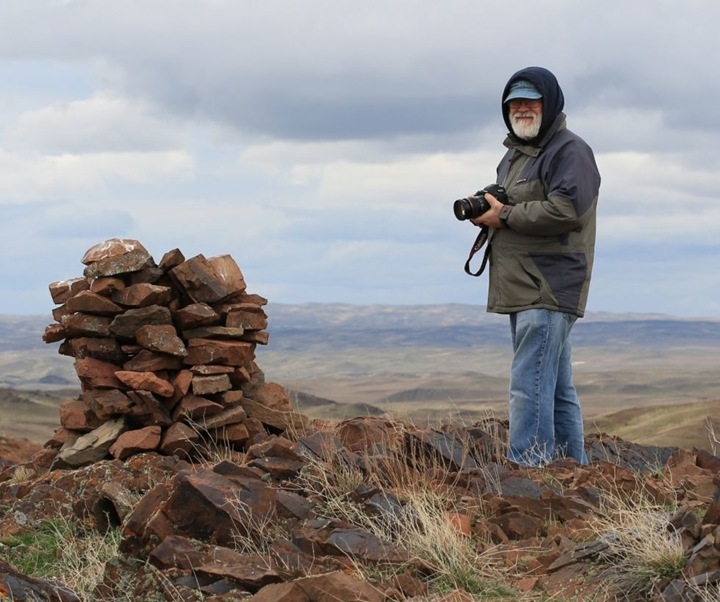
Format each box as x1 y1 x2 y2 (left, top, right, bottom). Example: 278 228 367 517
148 535 207 570
171 394 224 422
208 422 250 448
83 388 134 420
109 426 162 459
109 305 173 339
191 374 232 396
173 302 220 330
112 283 173 308
90 277 125 295
158 422 200 458
123 349 184 372
216 389 245 407
241 397 308 432
129 267 165 285
242 330 270 345
253 382 293 412
167 369 194 408
214 295 268 316
196 555 282 591
182 325 245 340
157 247 185 270
48 277 90 304
125 390 173 426
200 405 247 430
157 470 253 545
115 370 174 398
84 247 155 279
65 290 124 315
702 501 720 525
190 364 234 375
81 238 150 264
135 324 187 357
42 323 67 343
445 512 472 537
66 337 125 363
697 449 720 473
58 398 104 431
120 483 175 556
229 365 252 387
170 254 245 304
61 313 113 337
74 357 123 388
184 338 255 367
208 254 246 293
225 306 268 330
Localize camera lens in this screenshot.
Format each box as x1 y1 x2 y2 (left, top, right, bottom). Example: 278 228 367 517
453 199 471 220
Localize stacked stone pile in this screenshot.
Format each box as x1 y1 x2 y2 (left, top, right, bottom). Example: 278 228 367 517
42 238 306 467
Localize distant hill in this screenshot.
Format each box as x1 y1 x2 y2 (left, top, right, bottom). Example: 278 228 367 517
1 305 719 449
262 303 720 350
3 304 720 356
588 399 720 451
0 314 56 353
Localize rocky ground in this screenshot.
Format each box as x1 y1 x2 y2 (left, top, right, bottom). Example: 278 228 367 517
1 416 720 602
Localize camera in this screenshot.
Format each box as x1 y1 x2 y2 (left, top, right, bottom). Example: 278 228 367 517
453 184 508 221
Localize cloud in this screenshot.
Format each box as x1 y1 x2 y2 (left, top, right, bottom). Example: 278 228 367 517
0 149 194 203
7 94 184 153
0 1 719 317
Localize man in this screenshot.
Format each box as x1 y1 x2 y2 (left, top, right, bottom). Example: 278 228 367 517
472 66 601 466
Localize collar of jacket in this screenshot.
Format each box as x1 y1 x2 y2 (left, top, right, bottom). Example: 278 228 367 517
504 112 567 156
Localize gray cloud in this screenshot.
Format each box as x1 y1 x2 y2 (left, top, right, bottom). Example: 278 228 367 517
1 1 720 317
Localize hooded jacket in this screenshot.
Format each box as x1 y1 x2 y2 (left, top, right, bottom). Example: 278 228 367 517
486 66 601 317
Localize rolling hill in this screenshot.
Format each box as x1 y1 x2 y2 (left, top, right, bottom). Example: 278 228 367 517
1 304 719 449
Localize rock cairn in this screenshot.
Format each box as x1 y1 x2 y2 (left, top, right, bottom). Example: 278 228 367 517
42 238 306 467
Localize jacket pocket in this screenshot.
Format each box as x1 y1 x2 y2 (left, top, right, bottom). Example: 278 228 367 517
530 252 587 311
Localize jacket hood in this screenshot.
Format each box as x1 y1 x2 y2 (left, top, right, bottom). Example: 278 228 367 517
502 66 565 145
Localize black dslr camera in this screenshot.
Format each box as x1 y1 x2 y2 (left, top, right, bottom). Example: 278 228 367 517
455 183 510 277
453 184 508 221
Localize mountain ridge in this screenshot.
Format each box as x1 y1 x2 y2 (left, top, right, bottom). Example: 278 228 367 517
1 304 719 451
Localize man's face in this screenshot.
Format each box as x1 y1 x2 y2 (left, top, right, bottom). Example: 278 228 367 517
508 98 542 140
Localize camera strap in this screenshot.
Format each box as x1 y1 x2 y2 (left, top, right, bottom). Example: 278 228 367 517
463 226 491 276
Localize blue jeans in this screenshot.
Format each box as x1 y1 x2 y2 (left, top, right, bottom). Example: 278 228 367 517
507 309 588 466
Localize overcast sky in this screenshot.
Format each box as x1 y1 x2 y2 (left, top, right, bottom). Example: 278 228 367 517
1 0 719 318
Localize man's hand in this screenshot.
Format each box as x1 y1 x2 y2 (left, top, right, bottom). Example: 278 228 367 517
471 193 504 229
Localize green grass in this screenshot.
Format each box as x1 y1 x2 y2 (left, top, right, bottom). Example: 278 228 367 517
1 516 122 598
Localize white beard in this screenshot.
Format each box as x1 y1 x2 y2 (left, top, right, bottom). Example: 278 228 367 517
511 112 542 140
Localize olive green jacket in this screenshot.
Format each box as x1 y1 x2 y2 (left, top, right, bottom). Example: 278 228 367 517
486 113 601 317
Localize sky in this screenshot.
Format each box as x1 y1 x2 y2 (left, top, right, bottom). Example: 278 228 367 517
1 0 719 318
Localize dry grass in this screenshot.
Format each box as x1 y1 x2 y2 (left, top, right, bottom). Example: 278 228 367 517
584 482 687 600
707 419 720 455
228 497 291 563
688 581 720 602
4 411 717 601
0 515 122 600
295 421 520 599
7 464 37 484
49 520 122 598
